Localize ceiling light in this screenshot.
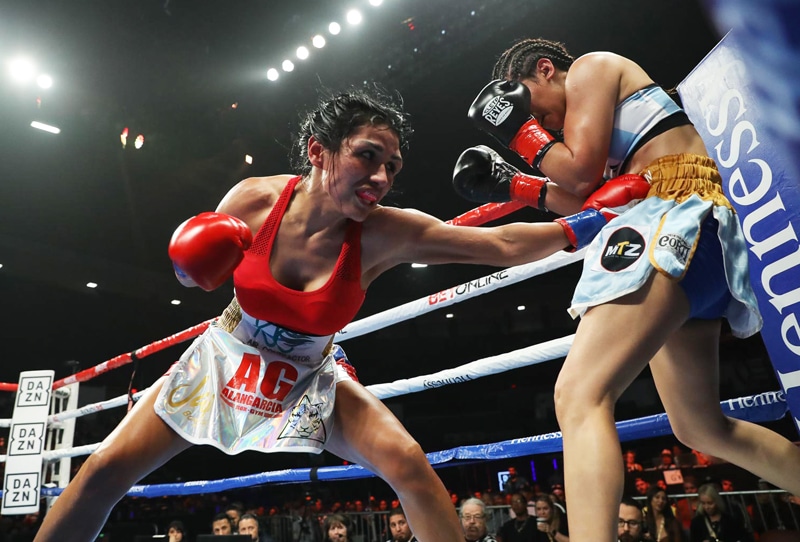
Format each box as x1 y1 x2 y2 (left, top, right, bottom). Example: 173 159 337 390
30 121 60 134
245 154 253 164
369 0 383 5
296 46 309 60
171 299 181 306
517 305 526 311
36 74 53 89
8 57 35 83
445 313 454 319
282 59 295 72
86 282 98 289
410 263 427 268
312 35 326 48
329 22 341 35
346 9 362 25
267 68 279 81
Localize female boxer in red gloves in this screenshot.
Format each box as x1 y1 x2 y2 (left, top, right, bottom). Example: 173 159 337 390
35 89 646 542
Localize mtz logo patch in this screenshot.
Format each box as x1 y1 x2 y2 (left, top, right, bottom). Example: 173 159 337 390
601 227 645 271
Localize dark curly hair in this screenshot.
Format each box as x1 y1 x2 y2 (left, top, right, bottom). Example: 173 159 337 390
291 88 413 176
492 38 575 81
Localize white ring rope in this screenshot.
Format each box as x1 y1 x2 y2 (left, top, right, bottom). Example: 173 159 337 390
334 248 585 342
0 333 575 462
0 247 590 467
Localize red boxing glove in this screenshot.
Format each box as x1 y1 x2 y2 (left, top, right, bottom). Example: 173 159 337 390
168 212 253 291
508 117 556 171
581 173 650 219
554 174 650 251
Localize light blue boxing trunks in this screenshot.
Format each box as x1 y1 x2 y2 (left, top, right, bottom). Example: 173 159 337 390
569 154 762 338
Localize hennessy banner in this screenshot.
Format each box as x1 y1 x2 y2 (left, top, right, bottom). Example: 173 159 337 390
678 32 800 433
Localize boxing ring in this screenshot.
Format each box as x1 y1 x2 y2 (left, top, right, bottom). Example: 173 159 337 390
0 199 790 505
2 27 800 517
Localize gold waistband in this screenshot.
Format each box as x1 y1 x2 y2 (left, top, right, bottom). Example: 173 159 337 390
217 297 243 333
639 153 731 209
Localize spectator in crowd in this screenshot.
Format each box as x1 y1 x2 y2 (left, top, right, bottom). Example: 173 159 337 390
691 450 713 467
657 450 678 471
625 450 644 473
292 499 324 542
324 514 352 542
387 507 416 542
674 476 700 533
721 480 735 493
619 497 645 542
167 520 186 542
212 512 234 535
500 493 538 542
549 481 567 515
486 493 511 535
690 484 752 542
752 479 800 533
635 478 651 497
461 498 498 542
505 468 531 495
535 494 569 542
642 486 683 542
238 513 274 542
226 503 245 531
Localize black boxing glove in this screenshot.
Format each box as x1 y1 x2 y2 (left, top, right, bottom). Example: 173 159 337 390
453 145 549 211
468 80 557 170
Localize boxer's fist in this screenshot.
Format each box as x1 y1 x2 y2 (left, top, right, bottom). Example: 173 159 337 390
168 212 253 291
581 174 650 219
468 80 556 169
453 145 549 210
555 174 650 250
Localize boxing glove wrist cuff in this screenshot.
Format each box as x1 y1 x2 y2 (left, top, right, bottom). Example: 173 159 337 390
509 118 556 169
510 173 549 211
554 208 607 251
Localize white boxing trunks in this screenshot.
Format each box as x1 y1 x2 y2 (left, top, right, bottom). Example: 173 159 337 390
154 298 356 455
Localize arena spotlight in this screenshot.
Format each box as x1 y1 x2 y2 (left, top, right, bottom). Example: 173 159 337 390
86 282 98 289
410 263 428 268
296 46 309 60
445 313 454 319
312 35 326 48
267 68 279 81
8 57 35 83
282 59 295 72
170 299 181 306
346 9 362 25
245 154 253 164
369 0 383 5
30 121 60 134
36 74 53 89
517 305 526 311
120 127 129 148
134 134 145 149
329 21 341 35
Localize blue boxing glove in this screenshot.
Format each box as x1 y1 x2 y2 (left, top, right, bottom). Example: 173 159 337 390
554 174 650 250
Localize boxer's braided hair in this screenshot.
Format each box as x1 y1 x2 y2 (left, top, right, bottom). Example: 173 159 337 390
492 38 575 81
